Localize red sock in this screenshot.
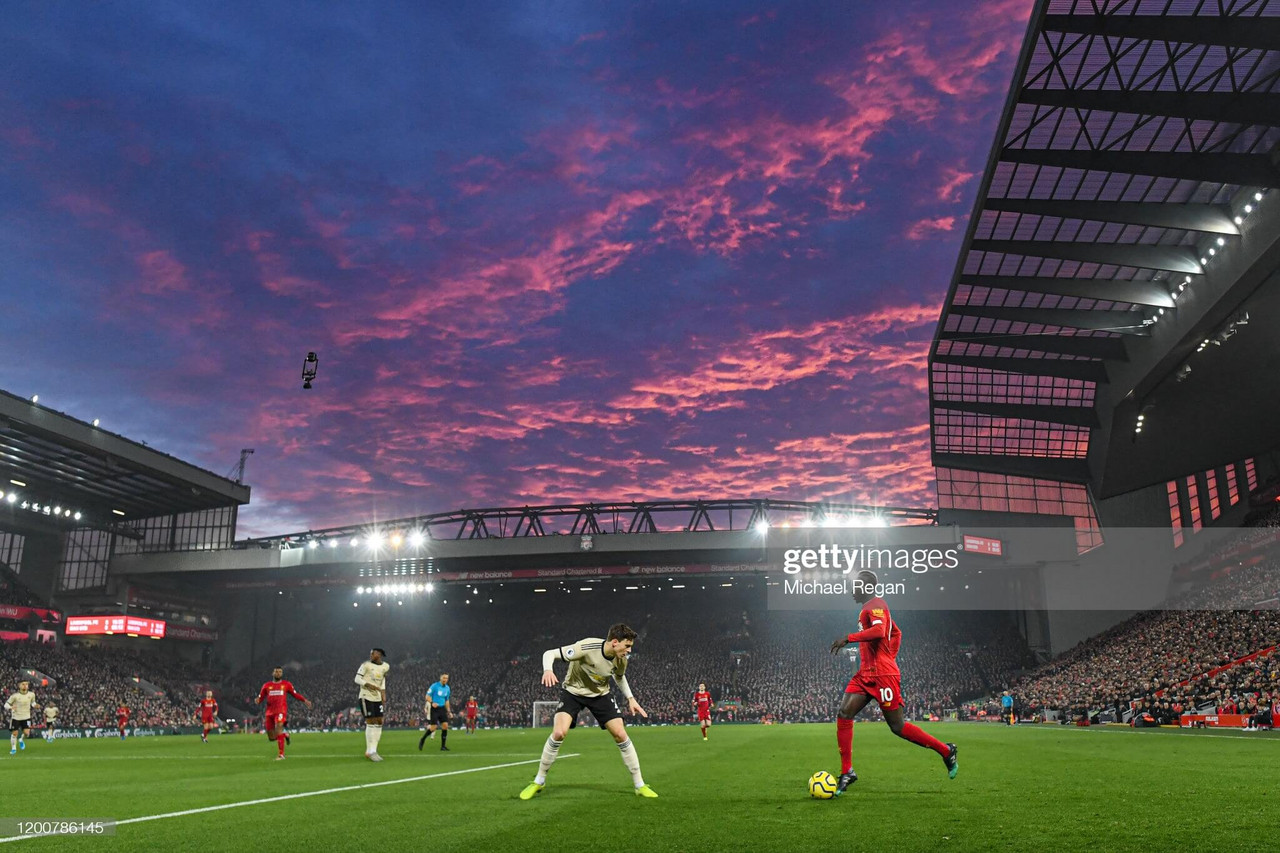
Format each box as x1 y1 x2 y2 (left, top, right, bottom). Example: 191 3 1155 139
837 718 854 774
277 734 286 756
900 722 948 757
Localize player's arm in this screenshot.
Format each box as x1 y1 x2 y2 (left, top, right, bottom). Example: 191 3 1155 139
286 683 312 708
541 643 573 687
255 684 268 705
614 674 646 717
830 611 889 652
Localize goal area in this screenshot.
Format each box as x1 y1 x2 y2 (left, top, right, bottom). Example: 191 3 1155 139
532 700 559 728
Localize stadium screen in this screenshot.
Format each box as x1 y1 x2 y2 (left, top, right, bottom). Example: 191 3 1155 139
65 615 167 639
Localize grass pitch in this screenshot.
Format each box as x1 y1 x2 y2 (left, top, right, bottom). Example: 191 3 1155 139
7 723 1276 852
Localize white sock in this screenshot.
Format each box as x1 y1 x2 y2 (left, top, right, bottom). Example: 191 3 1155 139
617 738 644 787
370 724 382 752
9 735 14 750
364 726 374 753
535 735 562 784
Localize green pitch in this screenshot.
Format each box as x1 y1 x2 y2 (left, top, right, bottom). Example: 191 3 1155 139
7 724 1276 852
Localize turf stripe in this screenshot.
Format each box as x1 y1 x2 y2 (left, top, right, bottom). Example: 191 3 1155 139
0 755 577 842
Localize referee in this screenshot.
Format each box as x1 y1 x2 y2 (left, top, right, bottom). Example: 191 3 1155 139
419 673 451 751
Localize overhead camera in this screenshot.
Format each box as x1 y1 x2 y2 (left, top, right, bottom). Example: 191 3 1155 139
301 352 318 389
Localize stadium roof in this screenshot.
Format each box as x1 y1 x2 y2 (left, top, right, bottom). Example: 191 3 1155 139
929 0 1280 496
0 389 250 529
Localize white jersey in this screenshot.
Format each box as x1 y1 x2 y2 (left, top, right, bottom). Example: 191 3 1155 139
44 705 58 722
354 661 390 702
5 692 35 721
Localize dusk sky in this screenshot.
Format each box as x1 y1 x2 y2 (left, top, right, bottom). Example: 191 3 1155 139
1 1 1033 536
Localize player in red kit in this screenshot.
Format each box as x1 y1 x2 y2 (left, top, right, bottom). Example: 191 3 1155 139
199 691 219 743
829 571 957 795
255 666 311 760
116 705 129 740
465 696 478 734
694 683 712 741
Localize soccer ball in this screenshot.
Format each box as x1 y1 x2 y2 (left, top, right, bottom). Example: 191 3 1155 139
808 770 837 799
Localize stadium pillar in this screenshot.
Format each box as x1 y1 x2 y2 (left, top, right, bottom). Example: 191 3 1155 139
18 532 61 606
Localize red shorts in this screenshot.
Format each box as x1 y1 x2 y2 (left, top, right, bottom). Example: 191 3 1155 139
466 715 476 723
697 711 711 722
201 714 215 724
844 673 903 711
266 712 287 727
117 720 128 728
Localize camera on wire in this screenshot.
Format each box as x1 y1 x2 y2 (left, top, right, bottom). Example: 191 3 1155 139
301 352 318 389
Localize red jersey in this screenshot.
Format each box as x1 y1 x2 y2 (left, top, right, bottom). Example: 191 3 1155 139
694 691 712 714
117 706 129 722
200 698 219 718
848 597 901 677
465 700 478 718
257 680 307 715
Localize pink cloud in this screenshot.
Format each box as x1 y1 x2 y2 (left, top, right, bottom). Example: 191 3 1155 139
936 166 976 203
906 216 957 240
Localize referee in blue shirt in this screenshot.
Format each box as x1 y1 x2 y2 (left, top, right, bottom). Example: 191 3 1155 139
419 673 452 751
1001 691 1014 725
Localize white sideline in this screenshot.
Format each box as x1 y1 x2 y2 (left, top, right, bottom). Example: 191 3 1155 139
0 755 577 843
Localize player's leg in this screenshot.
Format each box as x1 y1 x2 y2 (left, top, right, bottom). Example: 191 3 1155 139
882 706 958 778
835 690 870 794
439 719 449 751
523 710 573 798
274 715 288 758
9 722 17 754
605 717 655 796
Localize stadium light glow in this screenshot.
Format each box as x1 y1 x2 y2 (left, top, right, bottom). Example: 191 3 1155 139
112 509 125 516
367 533 383 549
408 531 425 547
1255 192 1264 201
579 587 593 592
328 539 338 548
1244 204 1253 213
308 540 318 549
350 537 359 546
1234 216 1243 225
389 533 403 547
1216 237 1225 247
92 419 100 427
9 480 25 487
534 588 547 593
353 602 358 607
30 395 38 403
426 583 434 593
753 520 769 534
4 494 13 504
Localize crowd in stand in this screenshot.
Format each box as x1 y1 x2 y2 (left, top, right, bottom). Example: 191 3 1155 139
0 640 215 729
1010 511 1280 725
216 591 1031 729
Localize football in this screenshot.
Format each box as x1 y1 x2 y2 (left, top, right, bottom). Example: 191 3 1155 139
808 770 838 799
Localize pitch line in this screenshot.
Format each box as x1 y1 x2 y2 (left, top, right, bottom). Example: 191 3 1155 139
0 755 577 843
13 752 553 761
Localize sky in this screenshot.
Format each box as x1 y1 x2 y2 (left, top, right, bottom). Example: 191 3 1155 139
0 0 1033 536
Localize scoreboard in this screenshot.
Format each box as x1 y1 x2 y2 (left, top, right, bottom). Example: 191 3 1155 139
961 534 1003 556
65 615 167 639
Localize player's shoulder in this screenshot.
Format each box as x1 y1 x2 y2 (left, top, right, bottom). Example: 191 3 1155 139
563 637 603 658
862 596 890 613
